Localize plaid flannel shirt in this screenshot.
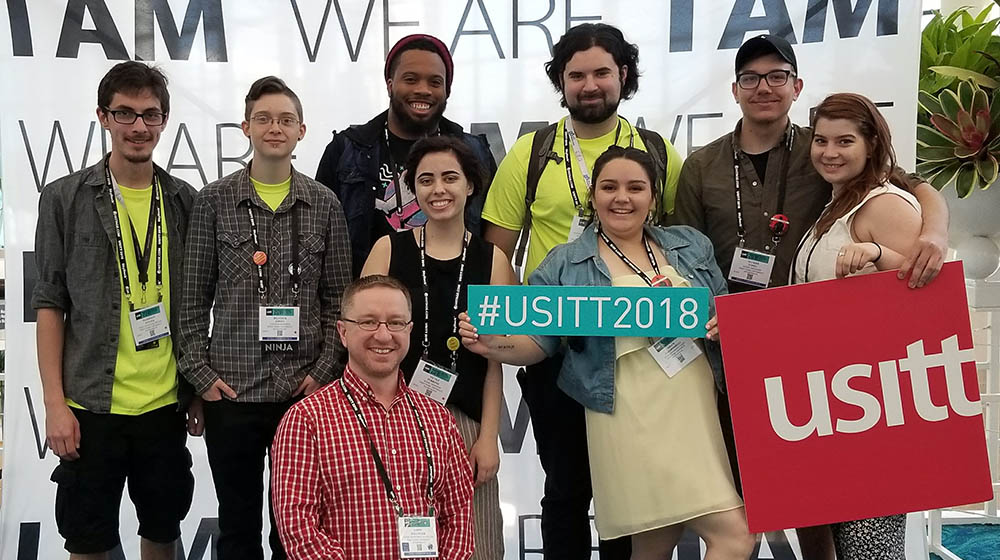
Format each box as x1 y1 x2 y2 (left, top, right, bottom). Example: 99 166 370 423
177 166 351 401
271 366 474 559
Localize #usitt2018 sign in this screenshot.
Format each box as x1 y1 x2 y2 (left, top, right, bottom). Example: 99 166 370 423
467 285 710 337
715 262 992 533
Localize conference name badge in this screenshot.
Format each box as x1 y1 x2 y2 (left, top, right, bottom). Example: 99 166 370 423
259 306 300 342
398 515 438 558
648 337 703 378
129 302 170 350
467 284 710 338
410 359 457 406
728 247 776 288
566 212 589 243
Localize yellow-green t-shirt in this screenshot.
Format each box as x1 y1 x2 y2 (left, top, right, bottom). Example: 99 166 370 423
482 117 683 281
109 184 178 414
251 176 292 211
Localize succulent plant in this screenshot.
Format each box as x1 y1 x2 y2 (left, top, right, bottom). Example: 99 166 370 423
916 80 1000 198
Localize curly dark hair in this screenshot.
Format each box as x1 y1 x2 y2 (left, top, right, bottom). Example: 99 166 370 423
544 24 640 106
98 62 170 115
585 146 659 218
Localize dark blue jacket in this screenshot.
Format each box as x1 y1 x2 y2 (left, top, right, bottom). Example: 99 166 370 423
315 110 497 277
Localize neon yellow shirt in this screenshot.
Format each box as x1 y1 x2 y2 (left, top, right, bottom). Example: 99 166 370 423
251 176 292 211
105 183 178 414
482 117 683 281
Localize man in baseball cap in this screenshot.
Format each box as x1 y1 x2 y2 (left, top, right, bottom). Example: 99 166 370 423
315 33 497 277
673 32 949 558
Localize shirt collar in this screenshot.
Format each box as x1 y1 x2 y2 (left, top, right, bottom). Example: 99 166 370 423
731 118 795 155
341 364 408 408
233 162 317 210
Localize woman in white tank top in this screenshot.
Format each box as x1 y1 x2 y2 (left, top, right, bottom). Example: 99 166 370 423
791 93 923 560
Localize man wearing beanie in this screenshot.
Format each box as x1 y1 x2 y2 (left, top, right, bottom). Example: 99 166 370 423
316 33 497 278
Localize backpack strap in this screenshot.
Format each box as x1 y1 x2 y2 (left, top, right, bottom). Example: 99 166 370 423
636 127 670 224
513 122 560 277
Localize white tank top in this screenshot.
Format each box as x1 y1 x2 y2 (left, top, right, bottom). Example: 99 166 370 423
792 184 920 284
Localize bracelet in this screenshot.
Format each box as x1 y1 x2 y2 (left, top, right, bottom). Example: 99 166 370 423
871 241 882 263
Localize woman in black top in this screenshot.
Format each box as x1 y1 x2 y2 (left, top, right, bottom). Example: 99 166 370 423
362 135 516 559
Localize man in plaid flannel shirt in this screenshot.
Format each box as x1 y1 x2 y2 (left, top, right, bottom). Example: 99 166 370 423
177 76 351 560
271 275 474 559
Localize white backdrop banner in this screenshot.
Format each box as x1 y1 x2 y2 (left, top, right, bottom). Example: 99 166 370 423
1 1 922 559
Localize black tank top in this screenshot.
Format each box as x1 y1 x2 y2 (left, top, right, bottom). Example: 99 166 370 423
388 229 494 421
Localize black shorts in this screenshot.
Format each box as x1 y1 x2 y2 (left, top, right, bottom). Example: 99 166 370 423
50 404 194 554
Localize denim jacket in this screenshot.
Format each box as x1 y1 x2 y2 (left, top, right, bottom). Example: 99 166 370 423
315 110 497 277
527 222 728 414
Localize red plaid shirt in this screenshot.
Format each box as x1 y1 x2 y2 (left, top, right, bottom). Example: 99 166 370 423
271 365 474 559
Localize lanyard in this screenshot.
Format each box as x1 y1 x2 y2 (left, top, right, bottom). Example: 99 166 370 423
733 127 795 248
105 158 163 308
246 177 300 303
597 225 663 287
563 117 631 212
339 374 436 517
419 227 470 372
383 122 439 216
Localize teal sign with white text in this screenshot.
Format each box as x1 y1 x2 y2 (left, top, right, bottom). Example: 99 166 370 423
467 285 710 338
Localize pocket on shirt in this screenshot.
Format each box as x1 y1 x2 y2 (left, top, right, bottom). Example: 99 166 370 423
297 233 326 284
216 229 254 283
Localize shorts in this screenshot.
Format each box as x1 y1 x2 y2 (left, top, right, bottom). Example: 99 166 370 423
50 404 195 554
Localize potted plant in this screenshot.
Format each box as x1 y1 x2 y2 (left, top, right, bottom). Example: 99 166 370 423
917 3 1000 279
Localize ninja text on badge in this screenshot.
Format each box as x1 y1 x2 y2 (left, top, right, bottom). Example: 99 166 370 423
260 306 299 352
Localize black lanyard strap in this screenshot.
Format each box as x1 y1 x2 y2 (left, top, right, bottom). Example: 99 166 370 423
105 158 163 308
733 127 795 247
419 227 469 371
246 177 300 304
598 226 662 287
339 375 436 517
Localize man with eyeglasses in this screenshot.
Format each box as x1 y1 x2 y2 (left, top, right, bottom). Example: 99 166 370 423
673 34 949 560
272 274 474 559
178 76 351 560
33 61 198 559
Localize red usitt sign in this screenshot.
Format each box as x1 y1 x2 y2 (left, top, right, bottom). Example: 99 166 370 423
716 261 992 533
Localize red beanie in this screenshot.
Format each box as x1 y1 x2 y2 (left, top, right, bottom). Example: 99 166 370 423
384 34 454 95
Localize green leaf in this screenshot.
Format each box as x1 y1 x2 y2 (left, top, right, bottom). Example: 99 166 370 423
929 67 1000 89
939 88 963 122
917 123 956 146
918 91 946 116
975 153 1000 184
931 113 965 144
956 144 982 158
955 163 979 197
975 5 995 24
929 160 964 189
916 160 946 176
917 145 959 162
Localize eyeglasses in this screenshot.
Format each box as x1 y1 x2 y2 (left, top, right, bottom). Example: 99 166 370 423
103 108 166 126
249 114 301 128
736 69 796 90
341 318 412 332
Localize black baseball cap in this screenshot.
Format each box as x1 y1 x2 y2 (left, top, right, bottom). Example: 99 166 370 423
735 34 797 74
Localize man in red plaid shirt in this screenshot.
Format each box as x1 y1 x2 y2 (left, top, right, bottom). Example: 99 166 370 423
271 274 475 559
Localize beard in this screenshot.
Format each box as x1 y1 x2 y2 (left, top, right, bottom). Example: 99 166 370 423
565 94 621 125
389 92 447 137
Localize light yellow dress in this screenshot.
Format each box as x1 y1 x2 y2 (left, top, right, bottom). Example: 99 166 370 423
585 265 743 539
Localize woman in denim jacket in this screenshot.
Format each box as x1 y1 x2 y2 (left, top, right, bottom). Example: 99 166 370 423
460 147 754 559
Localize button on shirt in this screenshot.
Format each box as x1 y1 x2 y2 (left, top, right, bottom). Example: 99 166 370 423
177 166 352 401
271 366 474 560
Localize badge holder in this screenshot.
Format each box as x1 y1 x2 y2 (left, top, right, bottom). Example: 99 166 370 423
398 513 440 558
566 208 589 243
130 299 169 351
410 358 458 405
648 337 704 378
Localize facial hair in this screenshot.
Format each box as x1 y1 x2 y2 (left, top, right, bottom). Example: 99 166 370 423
565 93 621 125
389 90 447 137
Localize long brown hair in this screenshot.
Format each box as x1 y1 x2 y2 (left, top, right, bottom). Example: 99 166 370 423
810 93 907 236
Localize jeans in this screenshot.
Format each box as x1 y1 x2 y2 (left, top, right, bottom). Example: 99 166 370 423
203 399 294 560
